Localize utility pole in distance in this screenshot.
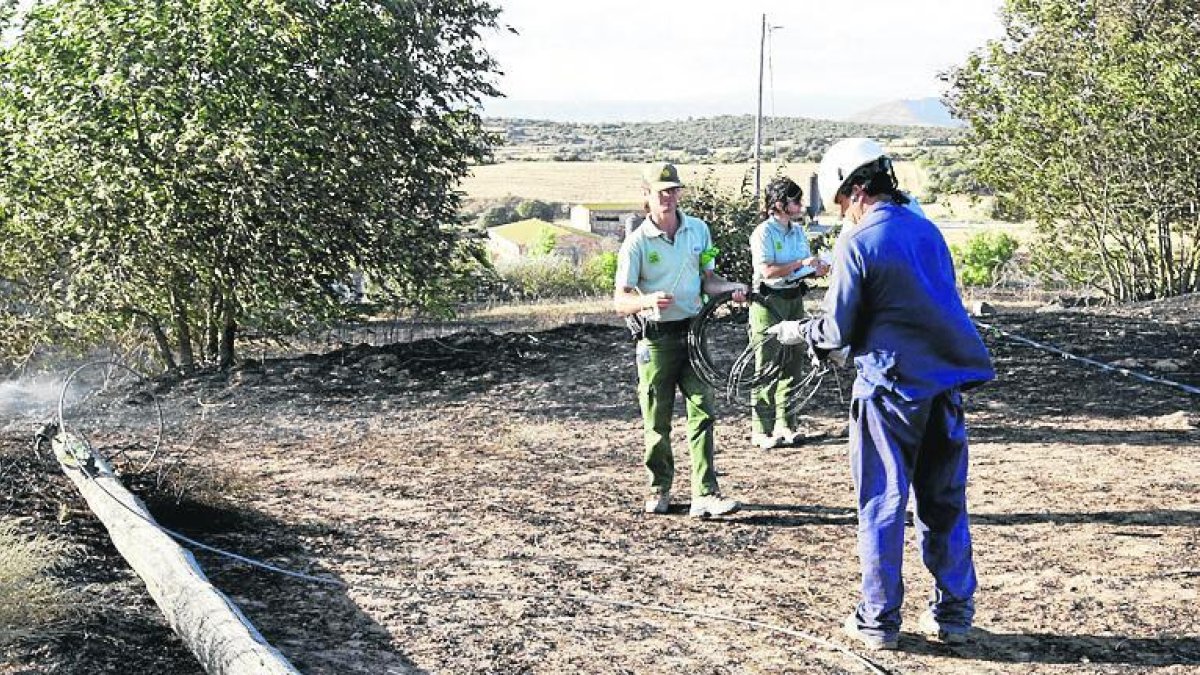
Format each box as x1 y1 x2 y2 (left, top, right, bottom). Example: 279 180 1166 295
753 14 782 199
753 13 766 198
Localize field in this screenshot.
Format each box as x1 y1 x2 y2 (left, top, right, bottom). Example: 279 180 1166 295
461 161 996 224
2 291 1198 674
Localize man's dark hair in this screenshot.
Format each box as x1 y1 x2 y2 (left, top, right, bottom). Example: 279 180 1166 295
840 158 910 205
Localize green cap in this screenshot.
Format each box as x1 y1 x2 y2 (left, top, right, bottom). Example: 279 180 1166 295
642 162 684 192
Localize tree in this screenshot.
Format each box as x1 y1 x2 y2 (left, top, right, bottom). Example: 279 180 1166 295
478 205 518 227
515 199 556 222
530 227 558 257
0 0 502 370
684 170 761 287
946 0 1200 300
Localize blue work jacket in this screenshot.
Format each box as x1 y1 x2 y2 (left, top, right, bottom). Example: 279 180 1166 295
805 202 995 400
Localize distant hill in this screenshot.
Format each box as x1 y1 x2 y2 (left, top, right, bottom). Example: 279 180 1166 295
846 98 964 128
484 114 962 164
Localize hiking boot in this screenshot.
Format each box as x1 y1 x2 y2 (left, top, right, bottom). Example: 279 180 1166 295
777 427 825 445
775 427 802 445
918 610 969 644
643 491 670 515
842 614 898 651
752 433 783 449
689 493 741 518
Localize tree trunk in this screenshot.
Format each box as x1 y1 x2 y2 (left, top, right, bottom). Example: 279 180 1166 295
149 319 179 373
218 293 237 369
170 288 195 369
1157 212 1175 296
206 287 221 362
124 307 177 371
52 432 300 675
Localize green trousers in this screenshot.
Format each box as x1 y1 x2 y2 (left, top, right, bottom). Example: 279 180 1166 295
636 333 719 498
748 293 809 435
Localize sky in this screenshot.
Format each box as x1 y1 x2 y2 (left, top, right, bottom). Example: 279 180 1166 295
481 0 1006 122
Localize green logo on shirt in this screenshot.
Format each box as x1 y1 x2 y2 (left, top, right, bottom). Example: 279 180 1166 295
774 241 783 251
648 251 661 264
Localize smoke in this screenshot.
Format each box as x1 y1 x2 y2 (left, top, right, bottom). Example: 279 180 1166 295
0 375 65 422
1 366 164 477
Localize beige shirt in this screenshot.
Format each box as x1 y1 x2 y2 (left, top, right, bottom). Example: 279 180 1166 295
615 211 715 321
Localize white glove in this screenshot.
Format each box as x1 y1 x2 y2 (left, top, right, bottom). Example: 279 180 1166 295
765 321 806 345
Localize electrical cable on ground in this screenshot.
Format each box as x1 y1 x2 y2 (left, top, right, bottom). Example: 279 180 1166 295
974 319 1200 397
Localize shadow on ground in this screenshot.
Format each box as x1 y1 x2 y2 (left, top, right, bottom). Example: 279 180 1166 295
145 481 428 675
900 629 1200 667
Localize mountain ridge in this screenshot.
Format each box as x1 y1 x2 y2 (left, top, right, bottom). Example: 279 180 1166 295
846 97 964 127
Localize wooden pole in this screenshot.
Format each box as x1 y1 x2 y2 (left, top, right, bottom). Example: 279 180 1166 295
53 432 300 675
754 13 766 198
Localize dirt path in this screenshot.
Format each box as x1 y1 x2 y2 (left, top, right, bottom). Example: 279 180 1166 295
3 300 1199 674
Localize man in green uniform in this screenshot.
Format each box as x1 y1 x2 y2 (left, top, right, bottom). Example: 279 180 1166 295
614 162 749 518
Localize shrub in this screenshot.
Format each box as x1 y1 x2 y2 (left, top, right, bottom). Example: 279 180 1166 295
515 199 557 222
0 523 74 646
583 252 618 293
494 256 610 300
952 231 1019 287
530 228 558 257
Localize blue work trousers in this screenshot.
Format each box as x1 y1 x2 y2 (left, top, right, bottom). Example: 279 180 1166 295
848 388 977 640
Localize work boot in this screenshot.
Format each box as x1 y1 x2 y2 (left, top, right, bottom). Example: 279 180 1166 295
775 427 802 445
643 491 670 515
752 432 783 449
688 493 740 518
917 610 969 644
777 427 825 446
842 614 898 651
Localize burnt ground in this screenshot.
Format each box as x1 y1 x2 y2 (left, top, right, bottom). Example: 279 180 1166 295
1 293 1199 674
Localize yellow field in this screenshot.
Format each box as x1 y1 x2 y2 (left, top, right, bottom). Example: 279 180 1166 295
459 160 993 222
463 160 837 203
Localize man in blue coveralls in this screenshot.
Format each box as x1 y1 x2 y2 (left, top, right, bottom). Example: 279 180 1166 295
769 138 995 650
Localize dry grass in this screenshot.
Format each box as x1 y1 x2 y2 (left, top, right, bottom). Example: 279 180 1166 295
461 297 613 322
455 297 620 335
0 521 75 646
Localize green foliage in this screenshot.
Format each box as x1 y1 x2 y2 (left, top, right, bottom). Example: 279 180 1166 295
683 171 760 286
913 147 989 200
583 251 618 293
531 227 558 257
952 232 1019 287
0 0 502 369
478 205 518 227
473 196 563 227
515 199 556 221
493 256 609 300
946 0 1200 300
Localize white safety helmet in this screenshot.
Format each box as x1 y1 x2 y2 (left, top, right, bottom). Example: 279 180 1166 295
816 137 887 211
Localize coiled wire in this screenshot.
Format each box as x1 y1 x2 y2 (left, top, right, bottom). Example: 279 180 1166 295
687 290 845 413
688 291 793 403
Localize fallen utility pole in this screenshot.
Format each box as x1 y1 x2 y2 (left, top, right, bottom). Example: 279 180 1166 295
53 431 299 675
